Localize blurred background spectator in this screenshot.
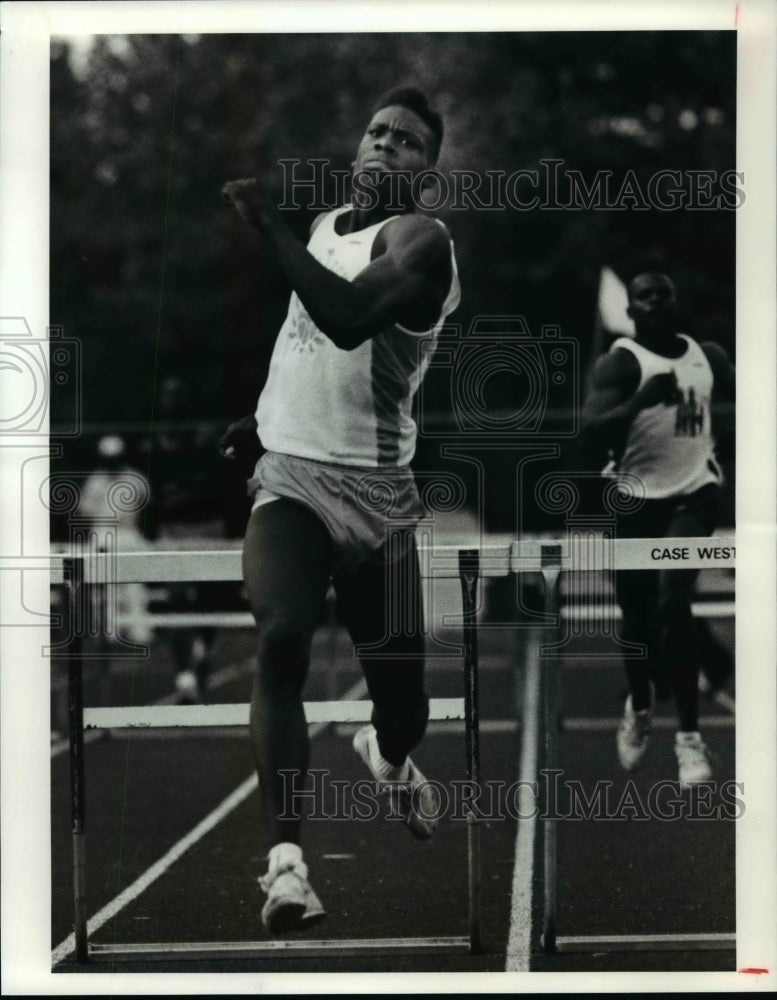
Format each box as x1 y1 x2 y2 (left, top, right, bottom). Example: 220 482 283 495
77 433 152 645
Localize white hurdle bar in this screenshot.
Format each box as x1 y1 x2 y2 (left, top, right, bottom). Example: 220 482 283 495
55 546 487 964
46 536 735 963
83 699 467 730
41 535 734 584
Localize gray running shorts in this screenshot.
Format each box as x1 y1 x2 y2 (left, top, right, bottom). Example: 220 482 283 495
247 451 425 573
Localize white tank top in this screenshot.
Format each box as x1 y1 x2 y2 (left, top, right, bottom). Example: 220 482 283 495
256 206 460 467
612 334 722 499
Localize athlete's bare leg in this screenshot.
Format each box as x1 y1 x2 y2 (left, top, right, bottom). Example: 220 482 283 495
658 492 718 732
334 529 429 766
242 499 332 847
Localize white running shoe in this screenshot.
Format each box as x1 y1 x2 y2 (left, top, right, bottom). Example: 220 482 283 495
353 724 440 839
616 694 652 771
259 860 325 934
675 731 713 789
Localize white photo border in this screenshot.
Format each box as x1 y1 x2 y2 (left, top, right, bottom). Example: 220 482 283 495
1 0 775 993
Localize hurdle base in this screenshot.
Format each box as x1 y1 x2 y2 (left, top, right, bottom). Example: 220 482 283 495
85 935 474 961
552 932 735 954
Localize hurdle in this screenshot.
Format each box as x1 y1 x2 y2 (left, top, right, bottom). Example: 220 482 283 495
55 544 507 963
51 534 735 963
523 535 737 956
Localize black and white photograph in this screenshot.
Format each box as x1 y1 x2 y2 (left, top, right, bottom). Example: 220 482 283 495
1 0 775 993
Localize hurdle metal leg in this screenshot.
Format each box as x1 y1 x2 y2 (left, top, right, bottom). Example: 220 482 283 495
64 556 88 964
459 548 482 955
538 544 562 955
96 567 113 710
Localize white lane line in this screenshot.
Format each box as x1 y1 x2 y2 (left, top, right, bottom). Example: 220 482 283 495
51 774 257 966
505 631 542 972
51 676 368 965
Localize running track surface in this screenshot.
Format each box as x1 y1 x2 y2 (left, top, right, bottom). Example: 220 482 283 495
50 574 736 975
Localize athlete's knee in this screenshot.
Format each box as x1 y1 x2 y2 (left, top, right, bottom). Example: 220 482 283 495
656 588 693 622
255 614 312 691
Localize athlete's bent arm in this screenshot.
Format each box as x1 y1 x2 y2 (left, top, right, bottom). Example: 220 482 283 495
581 349 679 462
701 340 735 462
222 178 452 350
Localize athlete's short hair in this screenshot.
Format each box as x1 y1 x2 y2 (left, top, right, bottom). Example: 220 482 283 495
371 86 443 162
623 259 677 299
